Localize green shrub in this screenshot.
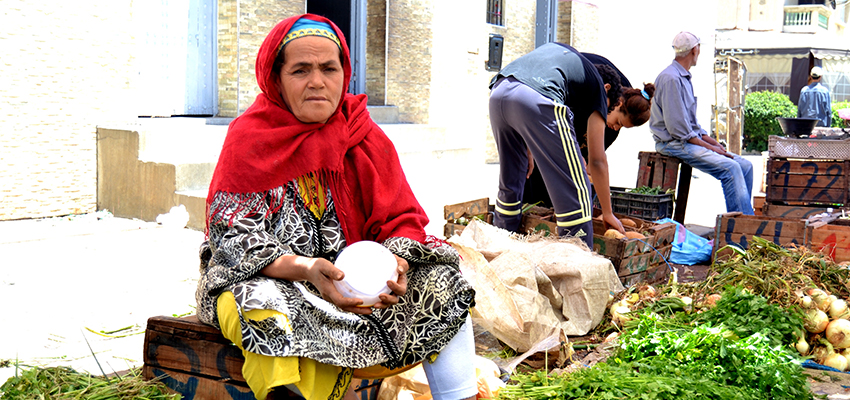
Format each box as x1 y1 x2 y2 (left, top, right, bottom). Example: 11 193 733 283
743 91 797 152
832 100 850 128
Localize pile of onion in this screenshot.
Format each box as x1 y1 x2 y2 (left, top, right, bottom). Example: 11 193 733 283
799 288 850 371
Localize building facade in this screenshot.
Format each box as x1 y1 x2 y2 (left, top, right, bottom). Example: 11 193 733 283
3 0 602 221
716 0 850 103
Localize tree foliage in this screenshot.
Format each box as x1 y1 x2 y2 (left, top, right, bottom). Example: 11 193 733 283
743 91 797 152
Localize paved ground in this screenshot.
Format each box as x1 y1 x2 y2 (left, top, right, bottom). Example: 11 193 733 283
0 213 204 383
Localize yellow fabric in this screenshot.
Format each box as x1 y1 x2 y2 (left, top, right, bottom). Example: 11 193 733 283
296 172 327 219
217 291 348 400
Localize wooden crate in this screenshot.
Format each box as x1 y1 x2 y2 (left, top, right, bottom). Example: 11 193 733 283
443 198 492 238
620 263 671 288
634 151 693 224
522 211 677 281
763 203 833 219
753 195 765 216
143 315 258 400
636 151 681 191
811 219 850 263
143 316 381 400
713 213 812 260
765 158 850 206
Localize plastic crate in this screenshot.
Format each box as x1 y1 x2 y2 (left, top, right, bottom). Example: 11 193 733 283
596 187 674 221
768 135 850 160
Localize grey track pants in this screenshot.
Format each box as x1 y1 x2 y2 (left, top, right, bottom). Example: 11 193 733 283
489 77 593 247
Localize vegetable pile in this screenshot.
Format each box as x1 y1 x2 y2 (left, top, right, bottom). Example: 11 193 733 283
0 366 178 400
497 236 850 399
627 186 675 195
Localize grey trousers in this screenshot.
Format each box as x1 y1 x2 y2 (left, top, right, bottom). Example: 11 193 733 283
489 77 593 247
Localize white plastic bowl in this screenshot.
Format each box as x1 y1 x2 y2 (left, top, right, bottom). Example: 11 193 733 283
333 241 398 307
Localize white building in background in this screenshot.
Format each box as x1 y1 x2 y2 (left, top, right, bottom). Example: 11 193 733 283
716 0 850 104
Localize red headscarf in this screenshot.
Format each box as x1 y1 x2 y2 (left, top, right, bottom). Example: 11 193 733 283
207 14 427 244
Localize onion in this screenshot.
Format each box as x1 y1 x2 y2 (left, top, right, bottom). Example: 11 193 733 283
603 332 619 343
801 296 813 309
827 319 850 348
814 345 830 363
806 309 830 333
611 305 632 327
796 337 810 356
808 288 833 311
824 353 849 371
704 294 722 308
624 293 640 306
842 348 850 365
680 296 693 311
638 285 657 300
830 299 850 319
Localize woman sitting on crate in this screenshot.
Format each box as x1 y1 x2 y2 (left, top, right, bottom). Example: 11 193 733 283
195 14 477 400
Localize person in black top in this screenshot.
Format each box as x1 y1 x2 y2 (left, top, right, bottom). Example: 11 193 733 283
522 53 655 212
489 44 654 247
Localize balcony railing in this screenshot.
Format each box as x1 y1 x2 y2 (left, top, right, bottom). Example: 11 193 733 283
784 5 832 33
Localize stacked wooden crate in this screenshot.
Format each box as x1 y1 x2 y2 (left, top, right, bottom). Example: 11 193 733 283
714 135 850 263
763 135 850 218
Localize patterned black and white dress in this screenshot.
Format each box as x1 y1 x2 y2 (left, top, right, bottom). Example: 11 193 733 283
195 180 475 371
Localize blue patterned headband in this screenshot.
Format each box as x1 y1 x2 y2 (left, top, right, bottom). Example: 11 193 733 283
641 89 650 100
282 18 341 49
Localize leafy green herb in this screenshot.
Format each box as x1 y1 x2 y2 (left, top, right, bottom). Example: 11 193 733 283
500 310 816 400
629 186 665 195
690 286 805 349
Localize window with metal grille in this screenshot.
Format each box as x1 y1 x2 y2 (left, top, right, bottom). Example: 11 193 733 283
830 73 850 102
487 0 504 26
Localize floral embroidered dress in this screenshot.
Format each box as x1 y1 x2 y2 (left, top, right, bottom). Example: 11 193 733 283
196 178 474 370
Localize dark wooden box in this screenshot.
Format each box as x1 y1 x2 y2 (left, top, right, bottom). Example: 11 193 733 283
712 212 812 260
522 210 676 283
765 158 850 206
443 198 493 238
143 316 382 400
142 315 257 400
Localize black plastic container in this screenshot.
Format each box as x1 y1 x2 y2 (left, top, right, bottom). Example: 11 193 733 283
776 117 818 137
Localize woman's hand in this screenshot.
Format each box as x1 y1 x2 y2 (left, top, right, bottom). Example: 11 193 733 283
305 257 374 314
261 255 370 314
372 255 409 309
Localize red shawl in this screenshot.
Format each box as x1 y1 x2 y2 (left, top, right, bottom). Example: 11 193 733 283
207 14 427 244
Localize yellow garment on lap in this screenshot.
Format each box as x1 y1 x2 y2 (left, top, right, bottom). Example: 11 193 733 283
217 291 348 400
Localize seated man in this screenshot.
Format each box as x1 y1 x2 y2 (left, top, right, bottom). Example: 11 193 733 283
649 31 754 215
798 66 832 127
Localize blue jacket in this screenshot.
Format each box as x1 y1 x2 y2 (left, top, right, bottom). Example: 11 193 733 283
798 82 831 127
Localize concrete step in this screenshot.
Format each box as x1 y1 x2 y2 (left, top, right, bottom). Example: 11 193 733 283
97 119 479 232
367 105 400 124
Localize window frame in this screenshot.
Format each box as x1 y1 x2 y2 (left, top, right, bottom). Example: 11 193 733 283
487 0 504 26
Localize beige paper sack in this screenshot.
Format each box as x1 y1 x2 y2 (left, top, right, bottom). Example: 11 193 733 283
449 219 624 352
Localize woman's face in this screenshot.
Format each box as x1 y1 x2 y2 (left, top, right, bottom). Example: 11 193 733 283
607 104 635 132
276 36 344 124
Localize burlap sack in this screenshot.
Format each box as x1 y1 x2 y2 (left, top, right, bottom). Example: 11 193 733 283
449 219 623 353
